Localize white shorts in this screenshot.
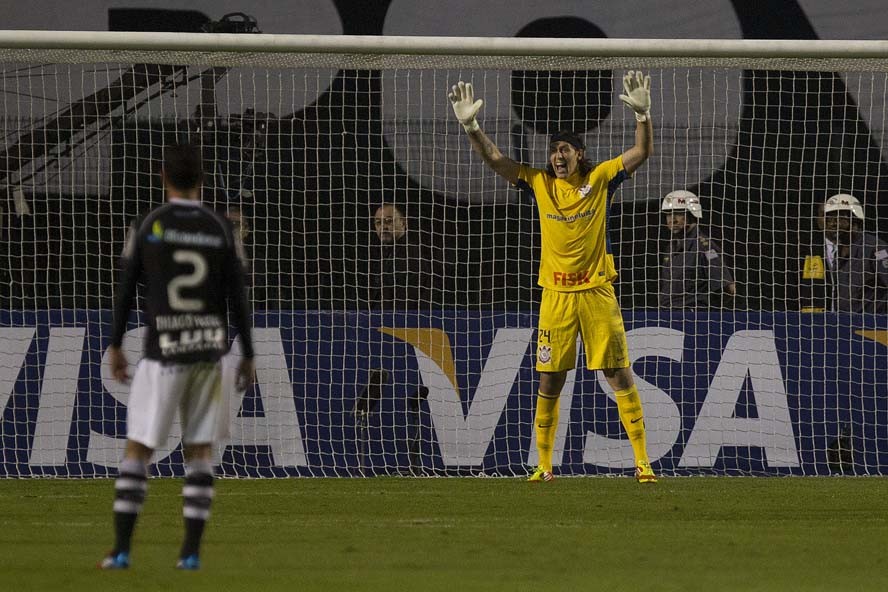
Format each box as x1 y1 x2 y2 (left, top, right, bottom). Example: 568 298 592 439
127 359 224 450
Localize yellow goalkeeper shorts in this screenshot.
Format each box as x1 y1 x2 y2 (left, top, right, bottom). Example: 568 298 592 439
535 284 630 372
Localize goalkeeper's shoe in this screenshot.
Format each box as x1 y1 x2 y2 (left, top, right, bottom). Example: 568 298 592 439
176 554 201 571
635 461 658 484
98 551 130 570
527 466 555 483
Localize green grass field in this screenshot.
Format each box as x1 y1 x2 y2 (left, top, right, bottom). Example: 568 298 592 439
1 477 886 591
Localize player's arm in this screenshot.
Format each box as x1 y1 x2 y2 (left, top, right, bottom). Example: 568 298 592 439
715 247 737 295
874 243 888 288
448 81 520 185
108 222 143 383
720 279 738 309
619 71 654 175
224 243 256 391
703 239 737 306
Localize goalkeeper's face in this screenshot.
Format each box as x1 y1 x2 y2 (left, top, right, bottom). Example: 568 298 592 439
549 141 583 179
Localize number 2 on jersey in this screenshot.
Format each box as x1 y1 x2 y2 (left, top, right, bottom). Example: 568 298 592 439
167 249 208 311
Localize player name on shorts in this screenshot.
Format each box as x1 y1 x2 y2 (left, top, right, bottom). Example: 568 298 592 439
159 328 226 355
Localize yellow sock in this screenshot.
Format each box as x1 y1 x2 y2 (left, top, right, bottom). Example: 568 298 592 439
534 392 560 472
615 386 650 465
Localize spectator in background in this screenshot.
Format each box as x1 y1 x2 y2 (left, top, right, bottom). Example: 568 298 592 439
367 203 433 310
659 190 736 309
221 206 260 441
227 205 249 244
801 200 833 312
357 202 437 475
226 205 278 309
817 200 838 270
0 213 12 308
819 194 888 313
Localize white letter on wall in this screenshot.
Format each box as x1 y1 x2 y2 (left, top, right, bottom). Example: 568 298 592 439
680 330 799 468
0 327 35 411
30 327 86 466
225 329 306 467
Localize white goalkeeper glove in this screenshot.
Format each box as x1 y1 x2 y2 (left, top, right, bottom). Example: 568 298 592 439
448 81 483 132
619 70 652 122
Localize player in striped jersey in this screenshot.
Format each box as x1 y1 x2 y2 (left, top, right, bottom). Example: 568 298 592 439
449 72 657 484
99 144 255 570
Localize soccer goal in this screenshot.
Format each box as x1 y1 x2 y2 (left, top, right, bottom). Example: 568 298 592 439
0 32 886 477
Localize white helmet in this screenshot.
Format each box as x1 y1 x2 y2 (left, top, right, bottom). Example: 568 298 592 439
661 190 702 219
824 193 865 220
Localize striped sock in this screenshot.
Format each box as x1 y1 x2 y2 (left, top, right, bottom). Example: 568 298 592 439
112 458 147 554
180 459 215 559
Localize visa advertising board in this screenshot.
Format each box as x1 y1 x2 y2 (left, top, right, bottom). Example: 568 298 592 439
1 311 886 476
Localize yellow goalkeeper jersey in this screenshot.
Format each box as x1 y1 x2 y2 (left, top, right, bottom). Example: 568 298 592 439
517 156 629 292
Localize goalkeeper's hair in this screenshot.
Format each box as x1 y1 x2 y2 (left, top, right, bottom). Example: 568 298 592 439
162 143 204 190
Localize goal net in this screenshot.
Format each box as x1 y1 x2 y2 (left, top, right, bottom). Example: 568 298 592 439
1 33 886 477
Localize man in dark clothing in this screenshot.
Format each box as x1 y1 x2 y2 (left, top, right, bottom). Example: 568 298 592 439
226 205 279 309
659 190 736 309
100 144 255 571
367 203 432 310
801 200 836 312
820 194 888 313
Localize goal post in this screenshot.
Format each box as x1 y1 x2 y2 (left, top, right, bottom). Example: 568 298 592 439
0 32 886 477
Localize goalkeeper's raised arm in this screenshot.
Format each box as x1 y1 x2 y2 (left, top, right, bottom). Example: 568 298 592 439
619 70 654 174
448 81 521 184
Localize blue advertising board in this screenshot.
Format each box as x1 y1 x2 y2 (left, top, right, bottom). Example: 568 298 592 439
1 311 886 477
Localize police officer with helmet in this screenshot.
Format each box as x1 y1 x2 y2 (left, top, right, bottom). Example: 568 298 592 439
659 190 737 309
811 193 888 313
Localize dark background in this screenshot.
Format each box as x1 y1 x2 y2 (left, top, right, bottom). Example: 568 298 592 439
2 0 887 312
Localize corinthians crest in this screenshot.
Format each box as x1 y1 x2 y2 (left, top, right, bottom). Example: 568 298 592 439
537 344 552 364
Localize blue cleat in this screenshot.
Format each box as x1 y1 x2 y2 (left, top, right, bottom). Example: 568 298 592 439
98 551 130 570
176 554 201 570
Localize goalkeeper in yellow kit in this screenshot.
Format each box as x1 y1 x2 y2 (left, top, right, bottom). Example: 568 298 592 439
448 72 656 483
